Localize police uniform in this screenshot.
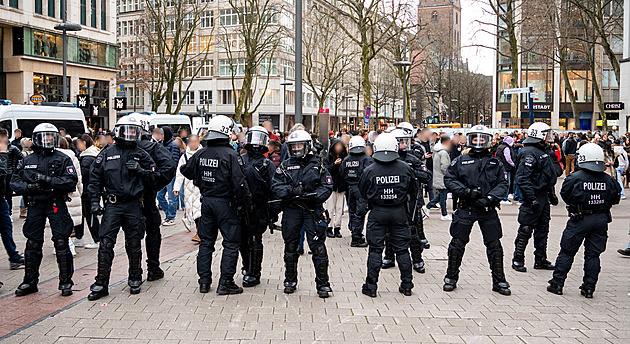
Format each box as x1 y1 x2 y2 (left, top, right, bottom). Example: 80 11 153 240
11 146 78 296
271 154 333 296
359 158 417 295
88 140 157 299
548 169 620 297
512 143 557 271
443 149 511 294
239 152 275 287
339 152 373 246
180 140 251 293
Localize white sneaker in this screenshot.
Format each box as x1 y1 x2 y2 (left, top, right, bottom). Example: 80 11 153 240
447 193 452 199
85 242 99 249
422 205 430 214
72 237 84 247
500 200 512 205
181 218 192 232
508 194 514 200
421 207 429 220
440 214 452 221
622 196 627 200
163 219 176 226
68 238 76 256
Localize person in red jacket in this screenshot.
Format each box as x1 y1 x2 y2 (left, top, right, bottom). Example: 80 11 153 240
263 121 279 142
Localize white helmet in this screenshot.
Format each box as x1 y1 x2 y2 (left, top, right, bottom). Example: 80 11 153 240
244 126 270 153
466 124 493 151
286 130 312 158
126 112 152 135
204 115 236 141
114 115 142 142
577 143 606 172
32 123 60 149
372 133 399 162
391 129 412 151
367 131 377 142
396 122 414 136
348 136 366 154
524 122 552 143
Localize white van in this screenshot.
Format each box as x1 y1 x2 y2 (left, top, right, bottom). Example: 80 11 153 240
149 114 192 135
0 104 88 140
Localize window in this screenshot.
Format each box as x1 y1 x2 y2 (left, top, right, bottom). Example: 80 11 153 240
260 58 277 75
201 11 213 28
201 59 213 76
80 0 87 25
456 13 458 25
431 11 438 23
184 14 195 29
33 73 70 103
603 70 619 88
220 9 239 26
222 33 242 51
200 35 214 52
91 0 97 28
199 90 212 104
285 90 294 105
123 22 128 36
184 61 196 78
259 89 279 105
221 90 234 104
219 59 245 76
36 0 43 14
9 0 18 8
281 60 295 78
48 0 55 17
187 37 197 54
166 15 176 31
0 120 12 134
101 0 107 30
182 91 195 105
172 92 178 104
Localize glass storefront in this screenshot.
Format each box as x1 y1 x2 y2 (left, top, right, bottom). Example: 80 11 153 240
33 73 70 102
20 27 117 69
79 78 109 109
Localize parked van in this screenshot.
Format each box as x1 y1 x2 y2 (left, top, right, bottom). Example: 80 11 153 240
0 104 88 140
124 111 192 135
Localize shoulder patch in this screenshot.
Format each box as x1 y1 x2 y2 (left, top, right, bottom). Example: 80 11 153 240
67 166 76 174
237 156 244 166
95 155 103 164
276 167 282 174
450 160 457 167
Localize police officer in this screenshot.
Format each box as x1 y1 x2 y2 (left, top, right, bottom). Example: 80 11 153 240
239 126 275 287
126 113 177 282
339 136 373 247
442 125 511 295
180 115 251 295
382 129 431 273
87 116 158 300
359 133 417 297
271 130 334 298
547 143 621 298
512 122 558 273
11 123 78 296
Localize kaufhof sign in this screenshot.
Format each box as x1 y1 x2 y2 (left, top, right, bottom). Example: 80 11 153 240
604 102 624 111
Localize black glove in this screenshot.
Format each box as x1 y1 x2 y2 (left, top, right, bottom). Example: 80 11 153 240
548 193 559 206
314 223 327 241
529 198 540 211
126 160 142 172
91 202 103 215
468 188 482 200
34 173 52 184
291 185 304 196
27 183 44 192
474 196 492 210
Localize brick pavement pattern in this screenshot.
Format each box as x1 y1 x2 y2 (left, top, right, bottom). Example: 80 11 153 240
0 185 630 343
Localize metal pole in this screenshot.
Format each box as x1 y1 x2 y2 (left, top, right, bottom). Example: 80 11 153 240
402 67 407 122
345 97 349 128
295 0 303 124
62 0 67 102
283 83 286 129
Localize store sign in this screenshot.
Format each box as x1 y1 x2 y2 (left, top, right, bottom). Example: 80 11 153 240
114 97 127 111
30 94 46 104
596 120 619 126
523 103 551 111
604 102 624 111
77 95 89 109
364 107 371 125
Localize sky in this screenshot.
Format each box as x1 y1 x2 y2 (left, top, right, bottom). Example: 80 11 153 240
460 0 495 76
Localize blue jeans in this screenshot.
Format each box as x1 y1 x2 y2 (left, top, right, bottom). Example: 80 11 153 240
427 189 448 216
616 167 626 198
157 177 177 220
503 172 511 201
178 183 185 210
514 184 523 202
0 200 20 262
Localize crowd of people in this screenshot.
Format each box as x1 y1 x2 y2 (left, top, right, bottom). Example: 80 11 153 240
0 116 625 300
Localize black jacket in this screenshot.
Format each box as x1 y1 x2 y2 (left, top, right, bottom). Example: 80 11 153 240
444 151 509 205
322 139 348 192
271 154 333 207
241 152 275 206
495 142 516 173
515 143 557 202
138 139 177 192
11 149 78 202
5 145 23 175
399 150 432 185
359 159 417 207
88 142 157 203
79 146 100 197
564 138 578 155
180 141 250 204
560 169 620 212
340 153 373 191
0 153 7 200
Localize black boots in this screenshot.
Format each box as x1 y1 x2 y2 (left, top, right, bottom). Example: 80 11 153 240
15 240 43 297
126 238 143 295
199 283 211 293
334 227 342 238
243 239 263 287
487 240 511 296
534 259 555 270
381 257 395 269
217 280 243 295
443 238 465 292
362 278 377 298
88 284 109 301
580 285 594 298
326 227 334 238
413 261 426 274
547 283 563 295
512 226 532 272
88 239 114 301
283 245 299 294
147 268 165 281
351 236 368 248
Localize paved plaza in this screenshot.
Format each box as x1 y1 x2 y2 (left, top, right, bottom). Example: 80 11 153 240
1 187 630 343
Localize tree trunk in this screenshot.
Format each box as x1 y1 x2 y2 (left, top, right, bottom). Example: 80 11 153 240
559 55 580 128
361 52 372 109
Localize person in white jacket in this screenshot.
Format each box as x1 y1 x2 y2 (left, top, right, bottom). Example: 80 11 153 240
57 137 82 256
613 140 628 200
173 135 202 242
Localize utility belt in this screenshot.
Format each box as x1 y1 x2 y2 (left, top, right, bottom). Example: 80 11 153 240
567 206 610 221
369 201 404 208
105 193 141 205
27 195 69 207
457 199 498 212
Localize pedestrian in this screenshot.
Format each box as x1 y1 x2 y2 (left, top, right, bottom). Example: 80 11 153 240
0 129 23 214
57 137 82 256
424 135 452 221
238 126 275 287
0 132 24 271
174 135 202 243
512 122 558 273
267 140 281 168
87 116 157 300
76 134 100 249
416 128 435 200
180 115 251 295
174 137 186 211
359 133 417 297
126 113 177 282
495 136 516 205
157 126 182 226
613 140 628 200
340 136 373 247
323 138 348 239
178 128 189 145
152 127 164 143
562 132 578 175
271 129 334 298
11 123 78 297
262 120 280 142
547 143 621 298
11 129 22 150
442 125 511 295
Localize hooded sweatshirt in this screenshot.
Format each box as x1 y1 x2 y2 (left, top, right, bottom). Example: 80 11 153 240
323 139 348 192
432 142 451 190
162 126 181 164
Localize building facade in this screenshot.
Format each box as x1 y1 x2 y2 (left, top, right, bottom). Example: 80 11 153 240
0 0 118 130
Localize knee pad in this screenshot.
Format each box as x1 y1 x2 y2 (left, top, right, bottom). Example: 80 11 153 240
312 245 327 258
26 239 44 251
53 239 69 251
125 238 141 249
368 247 383 255
284 243 298 253
100 238 116 250
450 238 466 248
486 240 502 250
519 225 534 236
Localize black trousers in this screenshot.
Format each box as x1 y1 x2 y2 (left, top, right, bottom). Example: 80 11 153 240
240 205 268 278
365 206 412 289
143 190 163 272
75 194 100 242
197 197 241 285
346 186 367 240
550 213 608 291
22 199 74 287
515 193 551 262
385 199 424 264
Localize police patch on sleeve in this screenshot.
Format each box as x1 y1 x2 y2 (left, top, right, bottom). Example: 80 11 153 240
67 166 76 174
326 176 332 184
504 172 508 180
95 156 103 164
524 155 535 167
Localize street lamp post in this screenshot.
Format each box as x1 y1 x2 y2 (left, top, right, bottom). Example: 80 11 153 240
450 98 458 123
281 81 293 131
393 61 412 122
344 96 353 131
295 0 303 125
54 3 82 103
427 89 438 123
